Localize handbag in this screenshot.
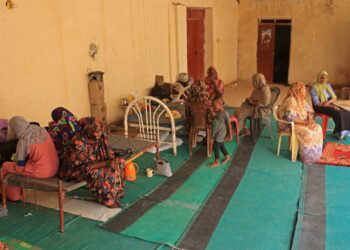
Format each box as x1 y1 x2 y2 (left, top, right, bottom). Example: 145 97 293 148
154 158 173 177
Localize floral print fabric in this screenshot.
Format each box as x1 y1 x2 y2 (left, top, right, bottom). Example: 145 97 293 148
278 96 323 162
61 117 125 208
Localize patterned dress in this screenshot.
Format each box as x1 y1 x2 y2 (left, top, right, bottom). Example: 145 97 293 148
204 66 224 101
47 107 81 165
278 96 323 163
60 117 125 208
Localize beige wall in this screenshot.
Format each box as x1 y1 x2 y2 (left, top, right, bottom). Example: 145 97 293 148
238 0 350 85
0 0 238 125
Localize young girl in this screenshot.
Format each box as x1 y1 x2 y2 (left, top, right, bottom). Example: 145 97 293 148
209 97 232 167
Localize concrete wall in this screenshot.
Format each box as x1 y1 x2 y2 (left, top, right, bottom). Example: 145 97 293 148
0 0 238 125
237 0 350 86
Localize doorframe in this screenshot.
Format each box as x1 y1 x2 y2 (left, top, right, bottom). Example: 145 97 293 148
257 19 292 83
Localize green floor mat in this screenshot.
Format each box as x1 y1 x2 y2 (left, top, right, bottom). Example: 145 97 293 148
120 140 237 245
68 138 193 205
326 165 350 249
123 141 192 205
0 203 159 250
207 125 303 249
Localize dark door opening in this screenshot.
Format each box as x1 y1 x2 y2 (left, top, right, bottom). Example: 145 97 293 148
257 19 291 84
187 8 205 81
273 25 291 84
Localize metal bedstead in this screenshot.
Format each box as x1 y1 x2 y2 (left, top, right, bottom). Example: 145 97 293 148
124 96 182 156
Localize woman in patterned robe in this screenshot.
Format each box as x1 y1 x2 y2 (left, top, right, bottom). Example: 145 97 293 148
60 117 125 208
278 81 323 163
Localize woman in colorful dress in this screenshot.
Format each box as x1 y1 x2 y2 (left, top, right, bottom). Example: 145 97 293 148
185 80 215 131
60 117 125 208
310 70 350 139
47 107 81 165
234 73 271 136
187 80 211 105
278 81 323 163
1 116 59 201
203 66 225 101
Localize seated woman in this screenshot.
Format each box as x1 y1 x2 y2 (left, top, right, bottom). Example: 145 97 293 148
235 73 271 136
171 73 193 101
204 66 224 101
150 75 171 102
1 116 59 201
310 70 350 139
187 80 211 105
185 80 214 130
278 82 323 163
47 107 81 165
60 117 125 208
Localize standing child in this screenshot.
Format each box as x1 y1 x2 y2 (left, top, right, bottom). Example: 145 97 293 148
209 97 232 167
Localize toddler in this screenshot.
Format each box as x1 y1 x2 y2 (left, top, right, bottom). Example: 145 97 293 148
209 97 232 167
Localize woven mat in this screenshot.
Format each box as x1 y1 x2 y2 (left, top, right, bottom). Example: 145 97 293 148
317 142 350 166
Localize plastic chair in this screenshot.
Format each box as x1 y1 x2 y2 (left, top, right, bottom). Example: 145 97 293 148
273 105 298 162
250 87 281 141
314 113 330 139
170 83 191 102
229 115 240 143
187 102 212 157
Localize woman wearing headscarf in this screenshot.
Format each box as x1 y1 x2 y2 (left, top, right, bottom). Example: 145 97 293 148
47 107 81 164
278 82 323 163
185 80 215 132
310 70 350 139
1 116 59 201
204 66 225 101
187 80 211 105
60 117 125 208
235 73 271 136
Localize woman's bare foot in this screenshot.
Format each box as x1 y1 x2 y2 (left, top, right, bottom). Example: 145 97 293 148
222 155 230 164
209 160 220 168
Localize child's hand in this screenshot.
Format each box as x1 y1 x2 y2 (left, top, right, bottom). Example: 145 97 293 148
224 134 233 142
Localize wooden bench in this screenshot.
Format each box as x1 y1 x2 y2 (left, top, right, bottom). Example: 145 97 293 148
1 172 86 232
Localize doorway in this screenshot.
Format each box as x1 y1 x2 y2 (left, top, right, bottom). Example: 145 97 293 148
187 8 205 81
257 19 291 84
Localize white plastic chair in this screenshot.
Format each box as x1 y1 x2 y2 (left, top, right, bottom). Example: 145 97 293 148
170 83 191 102
124 96 177 156
273 105 298 162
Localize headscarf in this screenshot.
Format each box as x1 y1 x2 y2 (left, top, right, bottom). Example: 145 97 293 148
60 117 113 178
204 66 224 100
312 70 336 102
252 73 267 89
187 80 211 105
48 107 81 160
286 81 308 119
9 116 47 162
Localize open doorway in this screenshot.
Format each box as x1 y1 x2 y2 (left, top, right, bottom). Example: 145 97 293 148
257 19 291 84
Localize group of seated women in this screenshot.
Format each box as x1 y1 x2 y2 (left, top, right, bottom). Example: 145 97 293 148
1 108 125 208
235 70 350 164
189 68 349 164
279 70 350 163
2 68 348 207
